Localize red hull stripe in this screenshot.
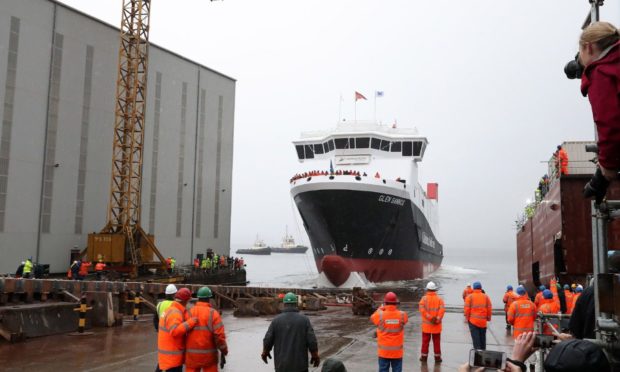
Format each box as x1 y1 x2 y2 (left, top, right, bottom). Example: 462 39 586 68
318 257 439 283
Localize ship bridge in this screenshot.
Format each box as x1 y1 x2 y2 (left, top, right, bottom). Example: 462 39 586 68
293 121 429 162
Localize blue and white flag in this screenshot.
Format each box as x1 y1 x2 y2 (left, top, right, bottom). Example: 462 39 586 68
329 160 334 174
376 91 384 98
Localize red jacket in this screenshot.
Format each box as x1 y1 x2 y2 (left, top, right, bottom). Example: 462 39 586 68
581 41 620 169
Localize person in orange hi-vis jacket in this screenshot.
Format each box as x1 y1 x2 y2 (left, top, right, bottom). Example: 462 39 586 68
564 284 575 314
185 287 228 372
534 285 545 308
557 145 569 175
503 285 518 330
157 288 198 372
507 286 536 339
418 282 445 363
464 281 492 350
462 283 473 301
371 291 408 372
538 290 561 335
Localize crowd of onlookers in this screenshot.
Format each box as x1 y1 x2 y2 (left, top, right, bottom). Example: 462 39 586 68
191 254 245 273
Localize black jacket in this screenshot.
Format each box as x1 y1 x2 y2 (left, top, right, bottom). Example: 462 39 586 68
263 306 318 372
569 286 595 339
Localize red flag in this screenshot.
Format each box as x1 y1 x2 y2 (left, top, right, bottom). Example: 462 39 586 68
355 91 367 101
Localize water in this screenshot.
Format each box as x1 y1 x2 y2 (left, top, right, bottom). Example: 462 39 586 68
233 244 517 308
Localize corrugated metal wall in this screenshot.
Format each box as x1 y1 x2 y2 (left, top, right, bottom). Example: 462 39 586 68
0 0 235 273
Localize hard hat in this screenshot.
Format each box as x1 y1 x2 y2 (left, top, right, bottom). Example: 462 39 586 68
21 261 24 265
472 281 482 290
563 284 570 290
165 284 178 295
539 285 546 291
175 288 192 302
506 285 513 291
197 286 213 299
466 283 471 287
576 285 583 292
516 286 526 295
543 289 553 299
283 292 297 304
384 292 398 304
426 281 438 291
571 283 577 289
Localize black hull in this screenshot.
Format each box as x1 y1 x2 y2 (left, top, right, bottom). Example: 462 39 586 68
236 248 271 255
269 247 308 254
293 188 442 282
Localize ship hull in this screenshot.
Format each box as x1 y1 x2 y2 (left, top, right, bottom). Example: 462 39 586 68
293 185 442 285
236 248 271 255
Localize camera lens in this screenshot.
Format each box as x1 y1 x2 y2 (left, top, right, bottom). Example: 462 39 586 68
564 60 583 79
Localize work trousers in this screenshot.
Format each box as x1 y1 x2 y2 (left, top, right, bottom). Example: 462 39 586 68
468 322 487 350
421 332 441 356
378 357 402 372
156 366 182 372
186 366 218 372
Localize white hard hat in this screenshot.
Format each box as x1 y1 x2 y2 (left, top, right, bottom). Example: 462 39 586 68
165 284 178 295
466 283 471 287
577 284 584 290
426 281 438 291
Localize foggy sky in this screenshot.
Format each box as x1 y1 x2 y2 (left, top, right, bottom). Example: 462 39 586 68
58 0 620 257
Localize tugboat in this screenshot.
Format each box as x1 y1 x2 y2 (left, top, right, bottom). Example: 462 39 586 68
290 121 443 286
236 236 271 255
269 226 309 254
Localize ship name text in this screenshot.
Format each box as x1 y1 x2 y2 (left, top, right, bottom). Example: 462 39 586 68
378 195 405 206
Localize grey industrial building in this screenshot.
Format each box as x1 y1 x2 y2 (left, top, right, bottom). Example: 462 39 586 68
0 0 236 274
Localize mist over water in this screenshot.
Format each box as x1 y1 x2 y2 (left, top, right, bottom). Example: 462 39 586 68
233 244 517 308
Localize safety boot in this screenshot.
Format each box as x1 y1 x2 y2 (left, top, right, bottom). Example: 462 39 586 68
435 356 442 363
419 355 428 363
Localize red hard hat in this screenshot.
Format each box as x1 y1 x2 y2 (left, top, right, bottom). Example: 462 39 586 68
384 291 398 304
175 288 192 302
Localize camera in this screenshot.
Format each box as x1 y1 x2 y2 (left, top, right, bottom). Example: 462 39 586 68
584 168 610 204
469 349 506 370
534 334 554 349
564 53 584 79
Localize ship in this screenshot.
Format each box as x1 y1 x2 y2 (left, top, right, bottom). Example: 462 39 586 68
236 236 271 255
515 141 620 293
269 227 309 254
290 121 443 286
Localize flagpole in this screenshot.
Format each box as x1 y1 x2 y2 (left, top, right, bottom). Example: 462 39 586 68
354 96 357 123
373 90 377 123
338 93 342 122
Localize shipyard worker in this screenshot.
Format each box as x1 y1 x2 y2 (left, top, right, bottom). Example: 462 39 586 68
15 261 24 278
22 257 33 278
578 22 620 192
563 285 574 314
502 285 518 330
567 284 595 339
153 284 177 331
534 285 545 308
186 286 228 372
419 282 445 363
201 258 207 270
157 288 198 372
170 257 177 272
556 145 569 175
94 260 106 281
70 260 80 280
464 281 492 350
262 292 319 372
538 289 561 335
370 292 408 371
78 260 91 280
462 283 473 302
507 286 536 339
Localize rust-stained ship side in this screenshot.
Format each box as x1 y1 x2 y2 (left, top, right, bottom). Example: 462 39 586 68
516 141 620 293
517 175 620 293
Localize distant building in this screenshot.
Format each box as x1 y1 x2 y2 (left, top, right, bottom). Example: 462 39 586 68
0 0 235 273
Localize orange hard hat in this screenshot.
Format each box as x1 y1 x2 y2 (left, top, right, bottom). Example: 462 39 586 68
175 288 192 302
384 291 398 304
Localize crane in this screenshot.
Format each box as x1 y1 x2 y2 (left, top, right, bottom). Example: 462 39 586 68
85 0 167 277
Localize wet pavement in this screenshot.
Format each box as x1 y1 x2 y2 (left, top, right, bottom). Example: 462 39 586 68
0 304 514 371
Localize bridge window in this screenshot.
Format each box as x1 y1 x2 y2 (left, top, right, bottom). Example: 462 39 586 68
348 138 355 148
356 137 370 148
380 140 390 151
402 141 413 156
413 141 422 156
314 143 324 154
296 145 305 159
335 138 348 149
304 144 314 159
328 139 335 151
371 138 381 150
390 141 401 152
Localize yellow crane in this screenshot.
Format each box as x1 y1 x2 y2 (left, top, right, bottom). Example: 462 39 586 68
85 0 166 277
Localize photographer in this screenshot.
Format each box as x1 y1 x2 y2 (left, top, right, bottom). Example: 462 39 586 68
578 22 620 199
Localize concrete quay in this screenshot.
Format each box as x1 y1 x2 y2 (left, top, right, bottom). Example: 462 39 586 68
0 303 514 371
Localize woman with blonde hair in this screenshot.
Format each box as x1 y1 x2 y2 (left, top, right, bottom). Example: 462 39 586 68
579 22 620 200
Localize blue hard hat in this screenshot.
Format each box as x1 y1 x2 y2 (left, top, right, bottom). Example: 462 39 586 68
473 281 482 290
539 285 546 291
507 285 513 291
563 284 570 290
543 289 553 299
516 286 526 295
575 286 583 293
